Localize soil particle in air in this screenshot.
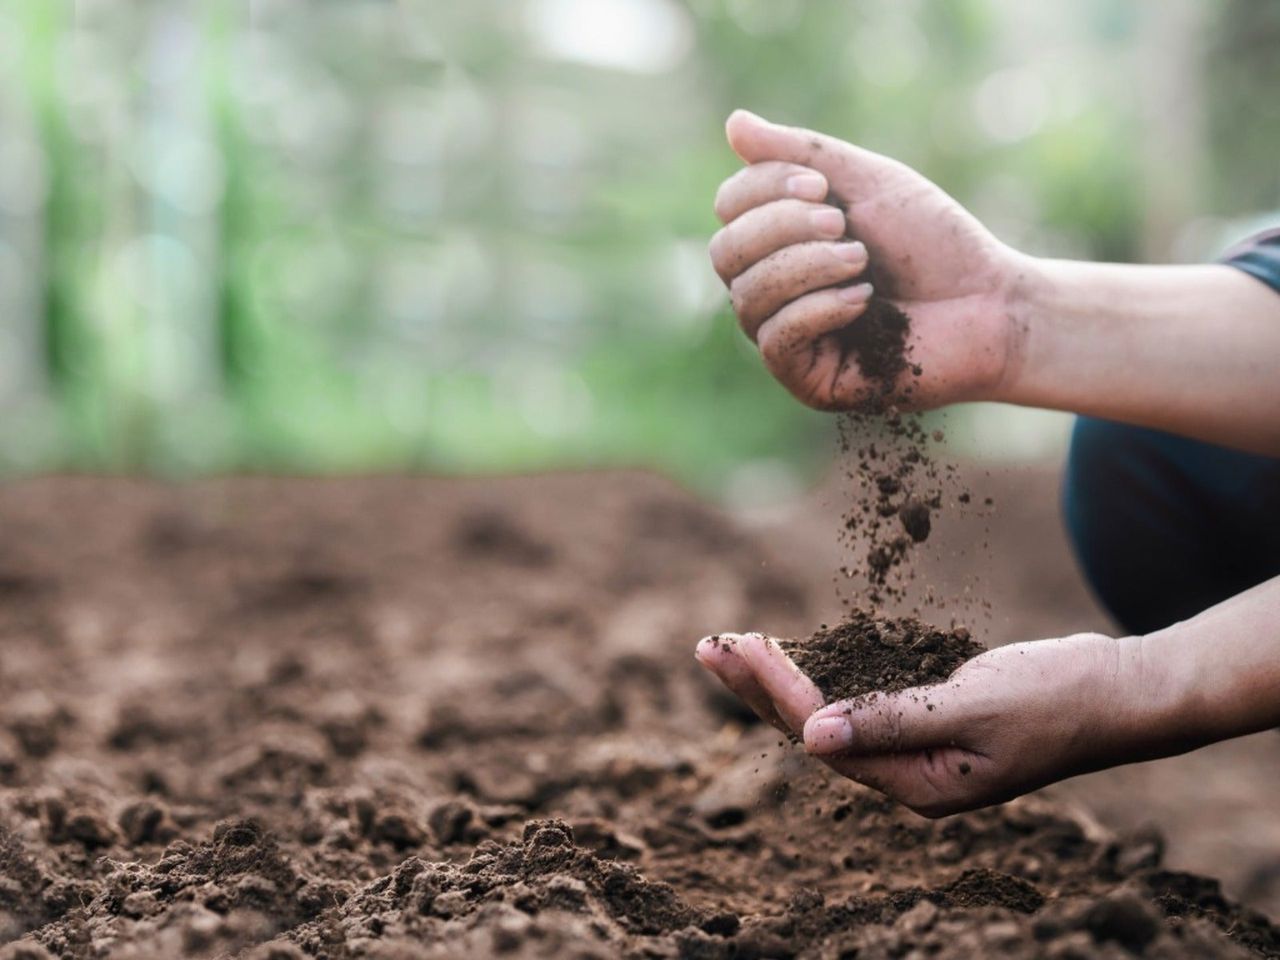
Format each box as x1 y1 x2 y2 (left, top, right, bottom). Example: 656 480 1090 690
837 412 951 605
780 610 984 705
822 190 961 607
820 195 992 617
898 497 932 543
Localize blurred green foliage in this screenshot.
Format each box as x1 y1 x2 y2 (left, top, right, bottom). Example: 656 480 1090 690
0 0 1276 494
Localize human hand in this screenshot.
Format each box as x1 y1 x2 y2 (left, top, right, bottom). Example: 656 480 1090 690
709 110 1030 411
695 630 1167 818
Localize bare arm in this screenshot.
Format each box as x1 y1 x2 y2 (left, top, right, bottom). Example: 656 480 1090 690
1005 260 1280 456
1139 573 1280 748
705 111 1280 815
711 110 1280 454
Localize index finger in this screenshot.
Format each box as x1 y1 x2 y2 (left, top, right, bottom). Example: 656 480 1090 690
714 161 828 225
736 633 825 733
695 634 792 735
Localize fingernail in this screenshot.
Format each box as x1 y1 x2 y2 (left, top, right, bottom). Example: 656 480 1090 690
810 207 846 237
786 173 827 201
806 716 854 754
832 241 867 265
838 282 873 304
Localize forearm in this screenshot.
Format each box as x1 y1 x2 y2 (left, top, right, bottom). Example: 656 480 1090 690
1135 575 1280 754
1001 257 1280 455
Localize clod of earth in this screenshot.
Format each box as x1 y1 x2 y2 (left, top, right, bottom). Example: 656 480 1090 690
780 610 985 706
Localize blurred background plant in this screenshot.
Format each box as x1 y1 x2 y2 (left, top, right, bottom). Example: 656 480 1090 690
1 0 1277 501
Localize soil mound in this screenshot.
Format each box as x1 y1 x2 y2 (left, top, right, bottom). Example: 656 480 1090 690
780 611 985 705
0 476 1274 958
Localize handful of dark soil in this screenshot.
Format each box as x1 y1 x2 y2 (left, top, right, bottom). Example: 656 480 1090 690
779 610 985 705
825 189 915 409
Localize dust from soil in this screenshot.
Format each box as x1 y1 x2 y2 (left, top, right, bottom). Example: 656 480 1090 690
823 190 990 625
0 476 1275 958
779 610 984 706
823 189 960 608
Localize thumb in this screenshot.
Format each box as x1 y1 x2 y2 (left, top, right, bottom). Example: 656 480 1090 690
803 684 972 757
725 109 879 198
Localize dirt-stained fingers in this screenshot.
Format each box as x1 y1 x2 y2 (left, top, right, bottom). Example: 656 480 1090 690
734 633 824 733
724 110 891 202
710 200 849 284
695 633 792 735
753 285 873 407
714 160 829 225
730 242 868 341
802 685 971 758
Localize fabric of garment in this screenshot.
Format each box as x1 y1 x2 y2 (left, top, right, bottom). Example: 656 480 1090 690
1061 228 1280 634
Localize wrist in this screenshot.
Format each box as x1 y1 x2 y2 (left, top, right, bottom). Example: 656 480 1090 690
981 248 1053 406
1123 630 1213 759
1061 632 1203 773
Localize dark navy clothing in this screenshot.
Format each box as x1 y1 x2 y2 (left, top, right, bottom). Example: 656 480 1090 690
1061 229 1280 634
1220 228 1280 293
1063 418 1280 633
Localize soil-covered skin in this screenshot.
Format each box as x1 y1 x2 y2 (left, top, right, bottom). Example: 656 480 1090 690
824 190 916 409
0 475 1276 958
780 611 985 706
834 298 913 395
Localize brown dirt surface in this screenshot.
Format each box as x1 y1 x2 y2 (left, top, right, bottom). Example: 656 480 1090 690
779 611 985 706
1 474 1277 958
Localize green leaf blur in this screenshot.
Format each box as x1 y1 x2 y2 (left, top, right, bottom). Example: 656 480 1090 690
0 0 1276 495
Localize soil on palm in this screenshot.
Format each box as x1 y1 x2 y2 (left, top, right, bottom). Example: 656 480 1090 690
779 610 985 705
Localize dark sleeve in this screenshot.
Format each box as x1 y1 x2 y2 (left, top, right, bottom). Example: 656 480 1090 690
1218 228 1280 295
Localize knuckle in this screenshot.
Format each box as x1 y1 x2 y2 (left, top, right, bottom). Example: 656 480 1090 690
784 241 830 280
713 181 735 223
870 705 905 752
907 798 955 820
766 199 805 239
707 231 730 277
730 283 760 331
758 326 785 369
728 278 747 317
794 374 830 411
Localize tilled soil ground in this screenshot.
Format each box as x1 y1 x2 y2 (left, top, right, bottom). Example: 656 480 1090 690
1 474 1277 958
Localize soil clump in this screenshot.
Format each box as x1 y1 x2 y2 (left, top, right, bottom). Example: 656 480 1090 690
780 610 985 706
825 189 916 411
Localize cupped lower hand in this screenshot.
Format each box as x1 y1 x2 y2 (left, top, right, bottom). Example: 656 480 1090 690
709 110 1030 411
695 630 1158 818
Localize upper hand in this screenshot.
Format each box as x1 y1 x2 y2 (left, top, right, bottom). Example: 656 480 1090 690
695 630 1159 818
709 110 1029 411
